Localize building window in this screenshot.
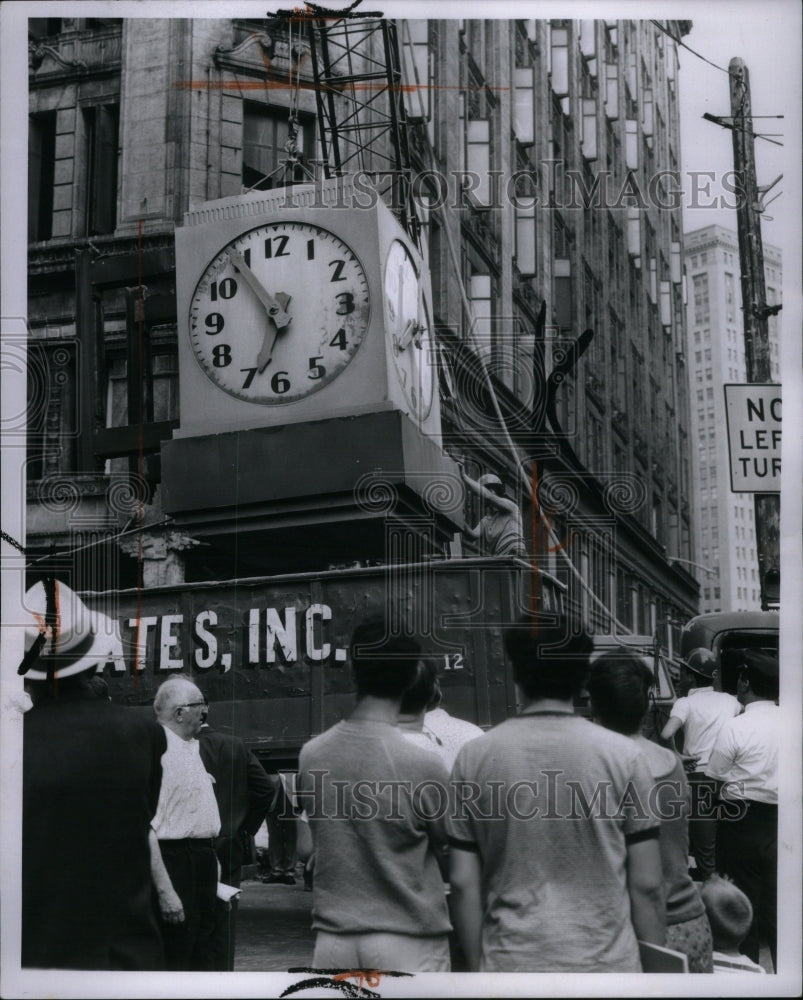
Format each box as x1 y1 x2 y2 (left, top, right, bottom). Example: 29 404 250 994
104 350 179 476
514 66 535 144
84 104 119 236
589 411 603 464
651 495 663 545
27 340 79 478
466 119 492 207
724 272 736 322
242 103 313 191
468 271 493 343
28 111 57 241
692 273 710 325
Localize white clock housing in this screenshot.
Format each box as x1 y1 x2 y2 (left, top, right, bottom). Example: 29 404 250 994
174 179 440 440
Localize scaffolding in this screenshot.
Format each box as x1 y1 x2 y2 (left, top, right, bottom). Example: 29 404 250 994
307 17 420 248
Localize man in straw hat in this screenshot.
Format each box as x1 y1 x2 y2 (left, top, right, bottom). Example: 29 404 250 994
660 646 741 881
20 578 174 969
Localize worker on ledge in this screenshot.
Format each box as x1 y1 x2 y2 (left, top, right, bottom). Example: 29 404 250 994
460 466 527 559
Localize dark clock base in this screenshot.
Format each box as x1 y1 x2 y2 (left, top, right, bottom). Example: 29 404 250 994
161 409 464 577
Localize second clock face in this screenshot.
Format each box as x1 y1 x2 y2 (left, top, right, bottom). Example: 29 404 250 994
383 239 434 422
189 222 371 404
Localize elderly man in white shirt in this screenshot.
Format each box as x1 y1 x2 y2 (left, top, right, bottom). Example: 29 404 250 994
706 649 779 970
152 675 221 970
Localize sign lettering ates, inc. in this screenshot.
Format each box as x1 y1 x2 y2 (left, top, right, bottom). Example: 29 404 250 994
96 605 349 675
723 384 782 493
84 566 564 677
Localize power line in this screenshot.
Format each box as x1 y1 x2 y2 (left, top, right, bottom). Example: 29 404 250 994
650 20 740 78
1 517 178 567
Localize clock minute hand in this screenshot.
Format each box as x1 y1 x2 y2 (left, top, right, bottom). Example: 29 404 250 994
228 249 292 330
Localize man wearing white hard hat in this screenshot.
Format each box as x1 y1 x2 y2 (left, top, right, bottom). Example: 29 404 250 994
20 578 170 969
660 647 741 881
459 466 527 559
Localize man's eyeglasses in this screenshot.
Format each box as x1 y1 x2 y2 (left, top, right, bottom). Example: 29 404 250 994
179 701 208 710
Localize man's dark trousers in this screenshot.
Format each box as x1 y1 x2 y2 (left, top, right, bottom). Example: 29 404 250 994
687 770 719 879
158 839 218 971
717 801 777 967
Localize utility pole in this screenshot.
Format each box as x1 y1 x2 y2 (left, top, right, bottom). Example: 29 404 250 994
729 57 781 609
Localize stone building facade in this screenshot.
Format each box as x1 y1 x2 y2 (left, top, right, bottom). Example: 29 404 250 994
25 16 698 644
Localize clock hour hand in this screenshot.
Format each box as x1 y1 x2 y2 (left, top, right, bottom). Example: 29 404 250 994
394 276 426 352
228 249 292 330
256 293 292 372
394 318 423 353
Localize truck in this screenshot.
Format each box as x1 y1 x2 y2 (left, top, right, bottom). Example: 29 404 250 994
679 610 780 695
90 556 677 769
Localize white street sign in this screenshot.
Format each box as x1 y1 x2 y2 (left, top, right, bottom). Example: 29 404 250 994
723 384 782 492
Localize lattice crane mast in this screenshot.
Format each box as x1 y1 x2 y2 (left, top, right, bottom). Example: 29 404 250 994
306 15 421 250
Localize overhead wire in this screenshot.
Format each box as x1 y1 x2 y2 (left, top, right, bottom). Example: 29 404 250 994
650 19 739 79
651 19 784 147
1 517 179 567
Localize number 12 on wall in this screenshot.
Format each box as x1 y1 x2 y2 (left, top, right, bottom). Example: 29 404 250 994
443 653 464 671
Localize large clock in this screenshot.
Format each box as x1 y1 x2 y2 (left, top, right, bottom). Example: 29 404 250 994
172 180 442 440
188 222 371 405
383 239 434 422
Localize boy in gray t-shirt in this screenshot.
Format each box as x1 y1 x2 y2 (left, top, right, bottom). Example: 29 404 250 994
447 614 665 973
298 620 452 972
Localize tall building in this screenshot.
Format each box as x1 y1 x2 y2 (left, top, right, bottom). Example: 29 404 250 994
684 224 782 612
23 16 698 658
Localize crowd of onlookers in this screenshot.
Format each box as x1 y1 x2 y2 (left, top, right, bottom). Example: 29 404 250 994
297 615 778 974
18 579 778 974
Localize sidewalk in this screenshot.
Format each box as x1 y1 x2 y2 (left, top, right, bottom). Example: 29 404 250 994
234 874 315 972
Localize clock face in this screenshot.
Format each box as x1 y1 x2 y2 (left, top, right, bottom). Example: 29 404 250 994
383 239 434 421
189 222 371 404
